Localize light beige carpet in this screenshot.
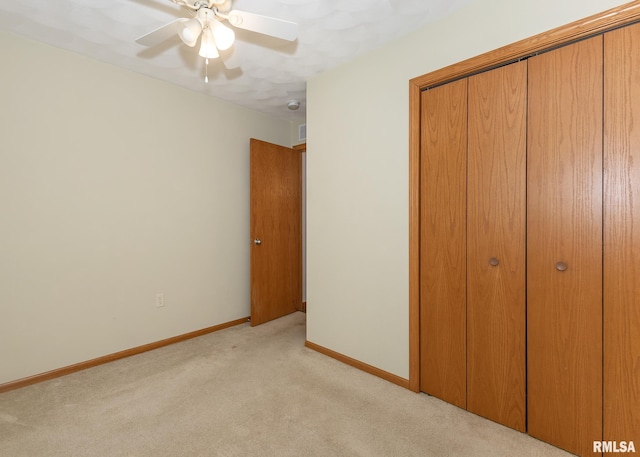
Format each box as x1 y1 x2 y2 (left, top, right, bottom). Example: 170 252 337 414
0 312 572 457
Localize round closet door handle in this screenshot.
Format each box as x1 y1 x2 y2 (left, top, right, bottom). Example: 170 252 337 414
556 261 568 271
489 257 500 266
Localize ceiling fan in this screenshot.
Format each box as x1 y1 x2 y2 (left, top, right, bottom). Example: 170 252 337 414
136 0 298 74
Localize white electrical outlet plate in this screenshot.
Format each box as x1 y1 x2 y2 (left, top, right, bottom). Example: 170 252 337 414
155 292 165 308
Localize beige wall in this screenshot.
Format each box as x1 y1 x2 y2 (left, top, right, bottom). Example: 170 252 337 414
0 32 291 384
306 0 627 379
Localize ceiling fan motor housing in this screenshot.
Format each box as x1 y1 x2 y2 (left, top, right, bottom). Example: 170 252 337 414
202 0 232 13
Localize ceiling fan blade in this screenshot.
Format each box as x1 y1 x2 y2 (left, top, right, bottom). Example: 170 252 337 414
135 18 188 46
227 10 298 42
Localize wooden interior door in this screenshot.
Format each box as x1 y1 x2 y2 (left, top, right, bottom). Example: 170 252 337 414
466 60 527 432
604 23 640 446
420 78 468 408
250 138 302 326
527 36 603 456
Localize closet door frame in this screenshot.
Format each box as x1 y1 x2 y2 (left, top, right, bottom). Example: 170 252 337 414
408 1 640 392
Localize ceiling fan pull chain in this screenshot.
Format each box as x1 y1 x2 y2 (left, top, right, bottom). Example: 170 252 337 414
205 58 209 83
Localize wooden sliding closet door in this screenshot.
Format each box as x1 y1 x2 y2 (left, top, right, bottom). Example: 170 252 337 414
420 79 467 408
527 36 603 456
467 61 527 432
604 23 640 446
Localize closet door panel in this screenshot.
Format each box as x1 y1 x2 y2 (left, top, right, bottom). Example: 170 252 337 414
604 23 640 446
420 79 467 408
527 36 603 456
467 61 527 432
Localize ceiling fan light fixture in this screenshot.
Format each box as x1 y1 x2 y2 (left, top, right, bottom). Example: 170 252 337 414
136 0 300 78
211 20 235 51
179 17 203 47
199 27 219 59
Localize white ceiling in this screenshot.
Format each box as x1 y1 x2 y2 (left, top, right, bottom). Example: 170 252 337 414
0 0 473 123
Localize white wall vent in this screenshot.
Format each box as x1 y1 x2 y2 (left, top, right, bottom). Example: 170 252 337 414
299 124 307 142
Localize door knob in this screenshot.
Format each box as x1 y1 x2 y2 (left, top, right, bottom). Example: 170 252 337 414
489 257 499 266
254 239 262 245
556 261 568 271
